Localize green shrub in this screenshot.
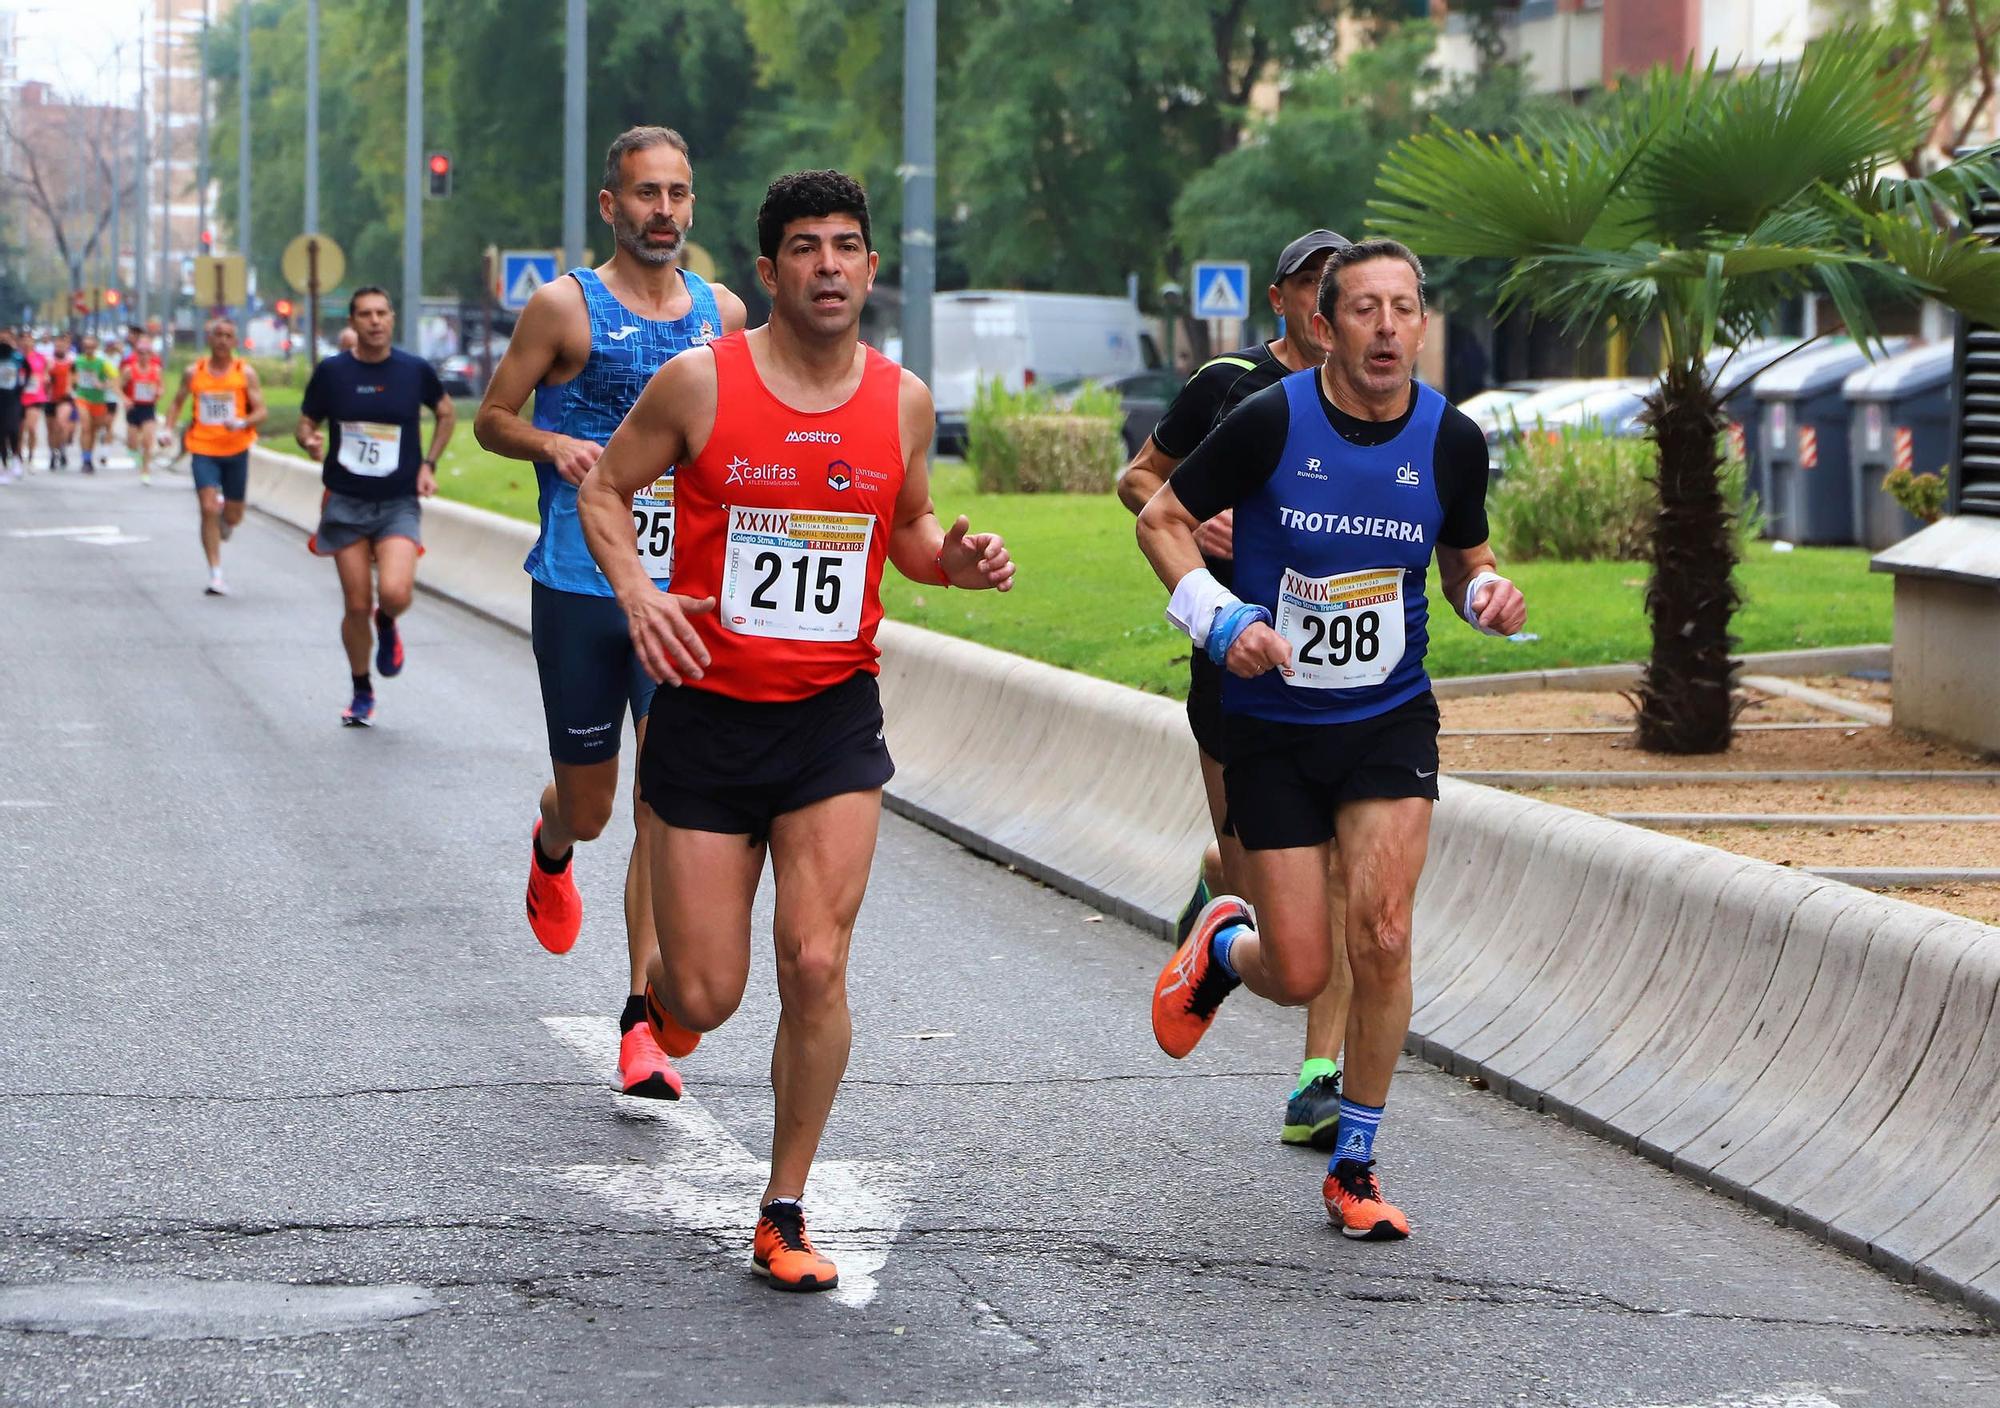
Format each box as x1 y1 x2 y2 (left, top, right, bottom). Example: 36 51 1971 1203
1882 466 1948 524
1491 424 1758 561
966 379 1123 493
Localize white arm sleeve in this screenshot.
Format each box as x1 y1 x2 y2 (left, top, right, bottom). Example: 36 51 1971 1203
1166 567 1242 649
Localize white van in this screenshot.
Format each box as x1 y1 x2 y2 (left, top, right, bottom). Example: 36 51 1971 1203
930 290 1155 452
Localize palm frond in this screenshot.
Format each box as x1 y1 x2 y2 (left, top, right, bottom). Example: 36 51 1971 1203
1626 32 1931 242
1370 120 1642 258
1860 143 2000 230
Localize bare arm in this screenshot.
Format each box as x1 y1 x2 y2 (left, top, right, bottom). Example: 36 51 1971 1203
166 370 192 425
1436 540 1526 636
886 371 1014 591
1116 436 1176 516
239 364 268 430
577 349 718 685
474 276 598 481
425 393 457 464
295 413 324 461
711 282 750 335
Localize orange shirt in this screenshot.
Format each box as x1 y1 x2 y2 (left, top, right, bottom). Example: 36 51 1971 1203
185 358 256 457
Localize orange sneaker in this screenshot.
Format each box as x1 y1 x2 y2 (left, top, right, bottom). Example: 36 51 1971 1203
643 980 701 1059
752 1201 838 1292
525 821 582 955
616 1021 684 1101
1150 895 1251 1059
1324 1159 1411 1241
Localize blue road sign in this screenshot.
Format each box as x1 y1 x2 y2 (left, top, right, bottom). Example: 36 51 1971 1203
1191 260 1250 320
500 251 561 312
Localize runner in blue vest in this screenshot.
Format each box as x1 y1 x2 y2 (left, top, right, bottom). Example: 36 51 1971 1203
1137 239 1526 1240
475 125 746 1101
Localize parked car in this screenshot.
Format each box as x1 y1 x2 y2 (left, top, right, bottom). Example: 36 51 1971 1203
435 354 480 398
1541 378 1654 438
930 290 1156 454
1049 367 1185 458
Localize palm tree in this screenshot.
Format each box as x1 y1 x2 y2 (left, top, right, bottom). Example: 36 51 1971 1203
1371 32 2000 753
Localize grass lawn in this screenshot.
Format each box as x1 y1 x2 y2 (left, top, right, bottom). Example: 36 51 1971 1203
266 442 1891 697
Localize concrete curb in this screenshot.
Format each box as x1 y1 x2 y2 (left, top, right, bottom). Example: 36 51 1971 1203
1431 644 1891 697
249 447 2000 1320
1460 769 2000 787
1807 867 2000 886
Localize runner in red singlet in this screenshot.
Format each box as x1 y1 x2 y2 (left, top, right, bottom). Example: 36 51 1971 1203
578 169 1013 1294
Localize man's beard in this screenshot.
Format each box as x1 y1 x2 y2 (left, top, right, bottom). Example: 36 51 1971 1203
614 210 682 268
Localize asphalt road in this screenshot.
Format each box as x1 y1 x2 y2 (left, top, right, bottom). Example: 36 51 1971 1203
3 463 1998 1407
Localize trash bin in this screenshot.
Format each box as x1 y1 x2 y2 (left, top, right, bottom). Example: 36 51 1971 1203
1709 338 1797 516
1842 341 1955 550
1753 338 1906 543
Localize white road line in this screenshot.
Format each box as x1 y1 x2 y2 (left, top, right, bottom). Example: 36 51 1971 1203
6 525 120 538
541 1015 924 1309
1631 1394 1841 1408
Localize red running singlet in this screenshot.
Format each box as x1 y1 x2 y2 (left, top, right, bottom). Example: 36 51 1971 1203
671 331 906 702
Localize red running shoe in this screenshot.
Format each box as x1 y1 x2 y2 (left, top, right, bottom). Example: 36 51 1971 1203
617 1021 684 1100
1150 895 1251 1059
1324 1159 1411 1241
752 1201 838 1292
525 820 582 955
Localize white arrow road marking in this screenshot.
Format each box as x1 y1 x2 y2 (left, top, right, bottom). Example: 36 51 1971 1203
541 1015 924 1308
1633 1394 1841 1408
7 525 119 538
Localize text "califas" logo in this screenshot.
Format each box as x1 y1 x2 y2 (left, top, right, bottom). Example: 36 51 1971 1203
725 456 799 486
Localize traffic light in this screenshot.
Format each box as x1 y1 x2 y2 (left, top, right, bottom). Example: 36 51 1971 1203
426 151 453 199
104 288 122 308
200 229 214 250
273 298 293 320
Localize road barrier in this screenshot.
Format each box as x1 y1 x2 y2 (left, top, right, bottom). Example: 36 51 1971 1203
247 446 2000 1320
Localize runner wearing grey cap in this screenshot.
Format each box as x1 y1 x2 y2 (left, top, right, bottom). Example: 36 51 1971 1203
1117 227 1354 1150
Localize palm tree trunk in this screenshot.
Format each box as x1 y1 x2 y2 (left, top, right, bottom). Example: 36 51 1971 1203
1634 365 1739 753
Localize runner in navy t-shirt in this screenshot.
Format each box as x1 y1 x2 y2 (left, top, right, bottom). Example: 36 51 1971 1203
297 286 455 727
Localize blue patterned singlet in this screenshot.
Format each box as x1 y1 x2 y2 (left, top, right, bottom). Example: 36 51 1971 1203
525 266 721 595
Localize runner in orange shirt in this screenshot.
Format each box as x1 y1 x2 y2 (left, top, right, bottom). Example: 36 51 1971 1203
164 319 266 596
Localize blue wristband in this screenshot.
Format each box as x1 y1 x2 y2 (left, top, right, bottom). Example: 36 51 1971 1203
1206 602 1272 666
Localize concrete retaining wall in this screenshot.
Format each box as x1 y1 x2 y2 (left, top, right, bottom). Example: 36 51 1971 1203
247 446 2000 1318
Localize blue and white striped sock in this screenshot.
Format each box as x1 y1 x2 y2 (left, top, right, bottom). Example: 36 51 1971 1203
1208 922 1248 981
1328 1097 1384 1169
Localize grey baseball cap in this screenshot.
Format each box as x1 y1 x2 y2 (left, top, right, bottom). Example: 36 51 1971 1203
1273 229 1352 283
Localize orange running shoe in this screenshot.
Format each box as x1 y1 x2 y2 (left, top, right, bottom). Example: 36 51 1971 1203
752 1201 838 1292
617 1021 684 1101
1324 1159 1411 1241
643 979 702 1059
525 821 582 955
1150 895 1251 1059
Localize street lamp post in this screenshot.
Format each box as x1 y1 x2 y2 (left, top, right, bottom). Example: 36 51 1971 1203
900 0 936 386
402 0 422 352
305 0 317 235
238 0 250 303
563 0 584 273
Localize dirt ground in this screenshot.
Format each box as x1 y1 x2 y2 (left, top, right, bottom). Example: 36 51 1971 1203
1456 676 2000 928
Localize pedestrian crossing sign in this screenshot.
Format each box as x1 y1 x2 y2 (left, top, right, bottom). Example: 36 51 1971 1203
501 251 561 311
1191 261 1251 320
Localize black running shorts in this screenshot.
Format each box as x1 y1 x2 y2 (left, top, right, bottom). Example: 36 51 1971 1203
1222 690 1441 852
531 581 658 766
639 671 895 843
125 404 156 427
1186 650 1226 763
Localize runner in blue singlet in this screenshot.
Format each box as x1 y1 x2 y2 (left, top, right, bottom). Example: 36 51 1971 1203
474 125 747 1100
1137 239 1528 1243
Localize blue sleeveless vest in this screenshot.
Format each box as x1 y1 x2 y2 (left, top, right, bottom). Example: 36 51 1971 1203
524 266 721 595
1225 370 1448 724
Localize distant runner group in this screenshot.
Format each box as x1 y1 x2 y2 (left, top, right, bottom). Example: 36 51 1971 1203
4 122 1528 1289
